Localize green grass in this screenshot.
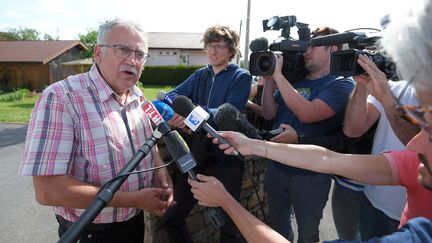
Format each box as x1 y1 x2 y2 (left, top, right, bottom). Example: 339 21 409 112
140 84 173 101
0 85 173 123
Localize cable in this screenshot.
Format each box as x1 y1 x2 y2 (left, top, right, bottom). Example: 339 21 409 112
97 140 180 194
99 159 176 193
237 154 268 224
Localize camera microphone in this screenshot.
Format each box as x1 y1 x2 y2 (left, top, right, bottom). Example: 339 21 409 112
310 32 359 46
249 37 269 52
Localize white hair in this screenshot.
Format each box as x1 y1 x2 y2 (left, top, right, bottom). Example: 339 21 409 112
97 18 147 45
381 0 432 89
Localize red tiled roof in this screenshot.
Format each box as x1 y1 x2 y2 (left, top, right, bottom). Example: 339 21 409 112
148 32 204 49
0 40 88 64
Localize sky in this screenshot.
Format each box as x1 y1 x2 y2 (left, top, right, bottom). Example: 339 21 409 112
0 0 408 51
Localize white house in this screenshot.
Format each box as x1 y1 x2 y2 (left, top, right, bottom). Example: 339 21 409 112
146 32 207 66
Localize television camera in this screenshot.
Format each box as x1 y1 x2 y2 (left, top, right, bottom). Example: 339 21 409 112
249 15 310 82
310 30 397 79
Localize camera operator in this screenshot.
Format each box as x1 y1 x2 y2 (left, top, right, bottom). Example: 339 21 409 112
260 27 355 242
343 54 420 240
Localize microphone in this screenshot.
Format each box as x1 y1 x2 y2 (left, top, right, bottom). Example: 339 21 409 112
152 100 174 121
213 103 284 140
163 129 226 228
156 91 175 105
310 32 363 46
163 129 198 178
144 98 226 229
249 37 269 52
143 101 165 127
171 95 230 145
213 103 261 139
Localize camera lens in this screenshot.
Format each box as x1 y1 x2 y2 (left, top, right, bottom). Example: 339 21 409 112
256 52 276 74
340 55 357 72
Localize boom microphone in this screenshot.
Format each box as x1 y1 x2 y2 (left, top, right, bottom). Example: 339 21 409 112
310 32 361 46
213 103 261 139
214 103 285 141
171 95 230 145
249 37 269 52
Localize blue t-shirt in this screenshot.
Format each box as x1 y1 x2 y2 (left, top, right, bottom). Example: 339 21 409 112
272 74 355 175
324 217 432 243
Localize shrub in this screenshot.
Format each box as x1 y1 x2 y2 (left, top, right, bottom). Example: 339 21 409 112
140 65 204 86
0 89 30 102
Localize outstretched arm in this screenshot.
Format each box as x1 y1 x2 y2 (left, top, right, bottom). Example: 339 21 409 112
211 131 393 185
189 175 290 243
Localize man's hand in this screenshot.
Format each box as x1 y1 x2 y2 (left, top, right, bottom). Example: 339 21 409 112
134 187 174 216
168 113 186 129
271 53 284 80
152 168 176 215
188 174 227 207
270 124 299 144
355 54 393 104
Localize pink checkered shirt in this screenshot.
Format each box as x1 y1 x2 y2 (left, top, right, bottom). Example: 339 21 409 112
19 64 156 223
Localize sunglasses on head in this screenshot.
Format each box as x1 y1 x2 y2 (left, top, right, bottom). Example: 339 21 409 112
393 76 432 140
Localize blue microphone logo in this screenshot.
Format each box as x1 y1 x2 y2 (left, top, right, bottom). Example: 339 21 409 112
188 115 200 126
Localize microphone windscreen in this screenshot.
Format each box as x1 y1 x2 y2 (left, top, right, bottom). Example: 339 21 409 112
249 37 269 52
172 95 196 117
152 100 174 121
214 103 260 139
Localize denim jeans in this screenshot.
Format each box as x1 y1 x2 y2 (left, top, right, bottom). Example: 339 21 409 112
331 182 364 240
265 162 331 243
359 196 400 240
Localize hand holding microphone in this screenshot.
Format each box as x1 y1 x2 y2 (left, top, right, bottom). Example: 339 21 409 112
148 98 226 228
171 95 231 146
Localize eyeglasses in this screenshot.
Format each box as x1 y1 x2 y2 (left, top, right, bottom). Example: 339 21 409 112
393 76 432 139
205 44 228 52
99 44 150 62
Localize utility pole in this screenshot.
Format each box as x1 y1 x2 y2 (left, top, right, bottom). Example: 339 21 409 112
237 20 242 65
243 0 251 68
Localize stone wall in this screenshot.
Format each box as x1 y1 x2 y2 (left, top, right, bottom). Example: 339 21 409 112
144 153 269 243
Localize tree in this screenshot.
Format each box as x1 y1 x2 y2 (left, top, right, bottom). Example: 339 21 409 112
0 32 16 40
78 29 97 58
43 33 55 41
8 27 40 40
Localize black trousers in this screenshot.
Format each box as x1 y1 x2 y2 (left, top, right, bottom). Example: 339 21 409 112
163 164 245 243
57 211 144 243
